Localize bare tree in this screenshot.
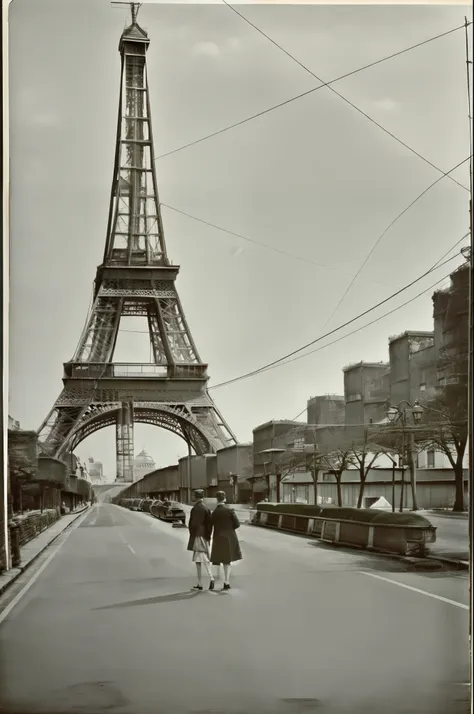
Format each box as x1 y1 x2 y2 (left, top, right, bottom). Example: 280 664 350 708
427 264 469 511
418 389 468 512
322 447 354 506
346 427 385 509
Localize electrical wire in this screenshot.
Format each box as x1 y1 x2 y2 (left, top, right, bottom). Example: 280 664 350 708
288 260 467 421
221 2 469 193
207 250 463 392
265 270 455 382
428 233 470 271
116 237 468 342
160 203 393 287
155 20 470 191
112 236 467 337
320 155 472 331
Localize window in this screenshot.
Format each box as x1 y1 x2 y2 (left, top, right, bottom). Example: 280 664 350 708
427 449 435 468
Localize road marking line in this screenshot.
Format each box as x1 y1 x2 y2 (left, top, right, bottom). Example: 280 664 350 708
0 510 90 626
361 572 469 610
127 544 136 555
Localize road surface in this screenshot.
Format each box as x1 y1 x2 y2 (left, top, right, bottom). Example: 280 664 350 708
0 503 469 714
424 512 469 561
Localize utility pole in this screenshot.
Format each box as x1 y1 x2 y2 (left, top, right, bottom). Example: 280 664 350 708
463 16 473 673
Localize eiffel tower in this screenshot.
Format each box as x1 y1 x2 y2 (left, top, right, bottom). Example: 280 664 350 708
37 4 237 482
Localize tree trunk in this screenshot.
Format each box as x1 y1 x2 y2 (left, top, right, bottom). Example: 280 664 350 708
357 476 366 509
452 461 466 512
336 476 342 507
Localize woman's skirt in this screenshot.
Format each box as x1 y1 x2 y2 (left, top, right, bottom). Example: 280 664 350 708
192 536 210 563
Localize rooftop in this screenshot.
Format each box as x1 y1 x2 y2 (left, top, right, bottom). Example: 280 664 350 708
342 361 389 373
388 330 434 344
307 394 344 403
253 420 306 433
119 19 150 52
134 449 155 465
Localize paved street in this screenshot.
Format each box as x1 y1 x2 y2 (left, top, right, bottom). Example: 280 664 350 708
424 512 469 561
0 503 469 714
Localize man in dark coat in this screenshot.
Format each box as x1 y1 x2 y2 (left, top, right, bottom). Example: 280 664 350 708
187 490 214 590
210 491 242 591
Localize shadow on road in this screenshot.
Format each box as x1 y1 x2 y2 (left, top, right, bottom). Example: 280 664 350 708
306 540 463 577
93 590 201 611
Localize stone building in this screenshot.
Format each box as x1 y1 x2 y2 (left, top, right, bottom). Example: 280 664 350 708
343 361 391 426
388 331 437 405
216 443 253 503
133 449 156 483
307 395 345 426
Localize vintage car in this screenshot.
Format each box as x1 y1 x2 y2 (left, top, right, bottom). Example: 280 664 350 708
150 500 186 525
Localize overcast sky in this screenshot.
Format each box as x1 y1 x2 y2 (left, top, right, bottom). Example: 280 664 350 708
8 1 472 478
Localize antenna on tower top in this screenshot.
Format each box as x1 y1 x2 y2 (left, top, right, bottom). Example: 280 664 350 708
111 2 142 25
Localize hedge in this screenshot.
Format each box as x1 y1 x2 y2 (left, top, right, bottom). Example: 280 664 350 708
256 502 432 527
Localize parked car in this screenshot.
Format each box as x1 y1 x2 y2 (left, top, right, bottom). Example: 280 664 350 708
130 499 143 511
141 499 155 513
151 500 186 525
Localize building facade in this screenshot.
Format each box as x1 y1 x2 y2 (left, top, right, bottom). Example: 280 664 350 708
88 457 105 484
133 449 156 483
307 395 345 426
216 443 253 503
343 361 390 426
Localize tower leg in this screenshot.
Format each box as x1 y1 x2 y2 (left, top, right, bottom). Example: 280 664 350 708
115 402 134 483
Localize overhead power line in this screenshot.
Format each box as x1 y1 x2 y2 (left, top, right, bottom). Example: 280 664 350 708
267 270 456 380
161 203 392 288
156 20 470 196
321 155 472 331
207 249 463 392
221 3 469 193
289 260 466 421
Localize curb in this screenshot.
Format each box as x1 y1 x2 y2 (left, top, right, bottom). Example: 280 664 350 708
0 507 90 598
425 555 469 571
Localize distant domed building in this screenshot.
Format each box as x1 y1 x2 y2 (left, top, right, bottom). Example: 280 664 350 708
133 449 156 482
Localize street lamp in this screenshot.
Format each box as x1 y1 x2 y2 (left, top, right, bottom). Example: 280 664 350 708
386 399 424 425
385 399 424 511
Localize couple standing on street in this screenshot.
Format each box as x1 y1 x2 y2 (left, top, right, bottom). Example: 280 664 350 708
187 489 242 591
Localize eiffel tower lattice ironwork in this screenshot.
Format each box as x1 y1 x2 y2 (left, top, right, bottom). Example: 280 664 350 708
37 5 237 481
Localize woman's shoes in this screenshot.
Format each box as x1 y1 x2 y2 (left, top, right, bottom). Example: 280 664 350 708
223 583 231 591
209 580 215 590
192 584 203 591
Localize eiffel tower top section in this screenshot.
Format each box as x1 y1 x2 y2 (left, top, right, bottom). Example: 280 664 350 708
102 3 169 276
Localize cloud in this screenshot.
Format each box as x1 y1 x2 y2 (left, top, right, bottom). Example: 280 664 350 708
192 41 221 58
372 98 400 113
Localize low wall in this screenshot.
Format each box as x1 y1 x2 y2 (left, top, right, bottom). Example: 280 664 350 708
251 504 437 558
10 508 60 547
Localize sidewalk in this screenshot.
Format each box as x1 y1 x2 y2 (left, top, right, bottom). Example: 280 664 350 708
0 506 90 597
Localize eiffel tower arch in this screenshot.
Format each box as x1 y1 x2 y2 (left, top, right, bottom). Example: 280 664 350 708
37 5 237 481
